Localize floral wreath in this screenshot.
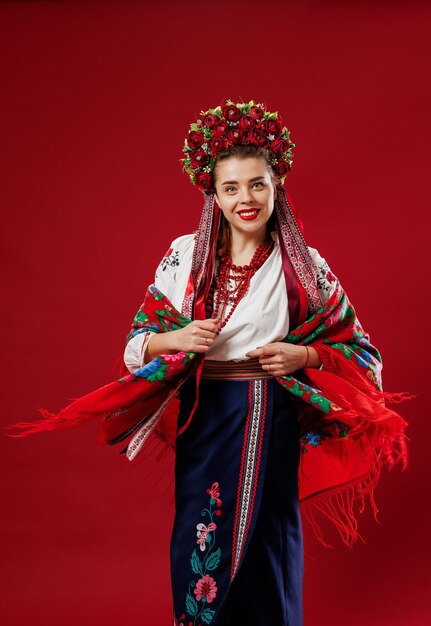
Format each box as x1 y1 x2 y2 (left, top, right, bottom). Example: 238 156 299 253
180 99 295 194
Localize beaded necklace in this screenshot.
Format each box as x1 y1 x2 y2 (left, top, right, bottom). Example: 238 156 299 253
205 236 275 336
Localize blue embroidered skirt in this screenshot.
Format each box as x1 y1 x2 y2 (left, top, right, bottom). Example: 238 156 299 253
170 359 304 626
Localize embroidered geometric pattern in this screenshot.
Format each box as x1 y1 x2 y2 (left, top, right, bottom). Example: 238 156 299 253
126 375 187 460
183 193 216 319
274 191 322 312
230 378 268 580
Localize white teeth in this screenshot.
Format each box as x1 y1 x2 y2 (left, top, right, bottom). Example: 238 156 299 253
239 210 259 216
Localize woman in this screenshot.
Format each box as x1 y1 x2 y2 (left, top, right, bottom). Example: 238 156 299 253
125 145 320 626
8 100 410 626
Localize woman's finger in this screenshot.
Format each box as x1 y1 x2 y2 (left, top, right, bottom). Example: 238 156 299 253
270 367 288 376
200 336 214 345
262 362 277 371
259 356 283 365
198 330 216 340
197 318 220 331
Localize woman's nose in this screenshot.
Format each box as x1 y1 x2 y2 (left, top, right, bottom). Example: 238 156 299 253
238 186 254 203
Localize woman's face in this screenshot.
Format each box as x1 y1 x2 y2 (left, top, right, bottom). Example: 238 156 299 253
213 157 277 238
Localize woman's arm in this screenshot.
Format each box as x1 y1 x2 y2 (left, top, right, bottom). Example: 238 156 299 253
123 234 196 373
123 329 181 373
145 317 220 362
143 330 179 362
302 346 322 368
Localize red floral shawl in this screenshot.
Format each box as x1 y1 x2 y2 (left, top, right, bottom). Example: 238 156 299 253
8 280 411 547
7 187 412 548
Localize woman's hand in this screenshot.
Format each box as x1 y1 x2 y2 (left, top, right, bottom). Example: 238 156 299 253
172 318 220 354
246 342 321 376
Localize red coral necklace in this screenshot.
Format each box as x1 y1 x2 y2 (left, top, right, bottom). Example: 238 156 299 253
206 236 275 336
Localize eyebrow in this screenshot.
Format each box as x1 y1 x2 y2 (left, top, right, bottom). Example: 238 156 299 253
221 176 265 186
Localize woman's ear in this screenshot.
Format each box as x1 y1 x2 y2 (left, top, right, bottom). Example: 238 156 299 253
214 193 221 208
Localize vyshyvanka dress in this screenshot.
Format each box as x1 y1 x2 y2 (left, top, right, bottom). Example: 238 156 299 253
124 231 336 626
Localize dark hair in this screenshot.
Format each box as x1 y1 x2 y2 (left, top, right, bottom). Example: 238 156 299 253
211 144 279 257
212 144 280 191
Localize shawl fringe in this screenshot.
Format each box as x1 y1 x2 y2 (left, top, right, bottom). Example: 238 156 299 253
300 455 383 548
6 406 101 437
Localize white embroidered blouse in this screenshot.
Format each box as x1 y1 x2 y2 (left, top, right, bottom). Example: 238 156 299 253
124 231 336 374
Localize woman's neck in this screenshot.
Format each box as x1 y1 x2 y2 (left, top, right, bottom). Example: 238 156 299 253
228 225 269 265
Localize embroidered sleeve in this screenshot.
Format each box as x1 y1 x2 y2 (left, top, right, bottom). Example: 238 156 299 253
307 246 338 306
307 246 339 371
123 331 156 374
123 233 195 374
153 233 195 302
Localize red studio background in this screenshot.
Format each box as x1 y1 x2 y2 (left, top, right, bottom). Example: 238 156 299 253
1 1 429 625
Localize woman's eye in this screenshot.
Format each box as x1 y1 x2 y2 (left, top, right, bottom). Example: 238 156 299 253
224 182 263 193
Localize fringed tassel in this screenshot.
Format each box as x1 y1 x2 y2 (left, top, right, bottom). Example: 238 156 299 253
300 455 383 549
378 390 415 404
121 431 175 496
310 341 416 413
4 406 96 437
341 405 410 471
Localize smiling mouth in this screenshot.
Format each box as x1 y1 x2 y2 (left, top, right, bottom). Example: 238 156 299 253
237 209 260 216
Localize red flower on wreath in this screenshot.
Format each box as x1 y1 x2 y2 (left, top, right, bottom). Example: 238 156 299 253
264 118 282 135
187 130 205 149
209 136 227 153
271 137 290 155
190 150 209 168
222 104 241 121
195 171 212 189
273 159 290 177
238 115 255 131
202 113 218 128
247 128 268 146
228 128 244 144
213 120 228 136
249 105 264 120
